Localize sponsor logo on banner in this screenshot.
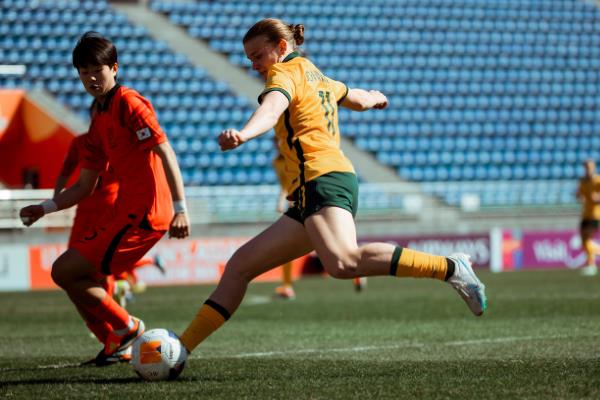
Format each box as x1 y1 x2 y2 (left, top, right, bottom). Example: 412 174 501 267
361 234 491 268
520 230 589 269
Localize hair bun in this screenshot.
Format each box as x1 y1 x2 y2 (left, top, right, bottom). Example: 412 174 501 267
290 24 305 46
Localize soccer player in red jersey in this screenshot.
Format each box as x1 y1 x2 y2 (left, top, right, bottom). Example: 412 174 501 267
56 132 166 312
20 32 189 366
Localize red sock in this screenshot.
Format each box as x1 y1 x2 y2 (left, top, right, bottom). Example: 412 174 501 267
86 293 130 331
79 303 113 343
103 275 115 298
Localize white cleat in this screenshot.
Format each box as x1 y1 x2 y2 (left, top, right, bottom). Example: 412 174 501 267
580 265 598 277
447 253 487 316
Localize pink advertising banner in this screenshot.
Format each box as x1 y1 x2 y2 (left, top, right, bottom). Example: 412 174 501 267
518 230 587 270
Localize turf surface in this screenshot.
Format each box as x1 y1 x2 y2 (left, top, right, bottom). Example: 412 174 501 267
1 270 599 399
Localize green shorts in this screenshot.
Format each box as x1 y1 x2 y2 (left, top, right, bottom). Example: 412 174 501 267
284 172 358 224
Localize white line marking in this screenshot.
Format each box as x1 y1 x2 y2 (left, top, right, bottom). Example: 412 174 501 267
242 295 272 306
4 334 597 371
0 362 82 372
226 342 424 359
196 334 596 360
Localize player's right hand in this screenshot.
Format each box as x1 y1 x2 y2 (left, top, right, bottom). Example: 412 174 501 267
218 129 244 151
19 205 45 227
369 90 388 109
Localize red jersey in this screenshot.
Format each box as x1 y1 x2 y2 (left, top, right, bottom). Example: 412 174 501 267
60 134 119 211
80 85 173 230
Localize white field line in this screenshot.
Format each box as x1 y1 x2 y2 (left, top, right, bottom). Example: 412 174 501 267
242 295 272 306
5 334 596 371
198 334 590 360
0 362 82 372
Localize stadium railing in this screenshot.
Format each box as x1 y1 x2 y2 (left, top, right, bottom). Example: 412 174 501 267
0 181 579 230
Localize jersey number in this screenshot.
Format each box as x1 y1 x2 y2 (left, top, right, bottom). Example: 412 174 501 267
318 90 336 136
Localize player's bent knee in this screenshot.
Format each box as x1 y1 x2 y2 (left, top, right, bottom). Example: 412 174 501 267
223 248 266 282
324 259 358 280
51 250 91 288
222 258 254 282
51 259 69 288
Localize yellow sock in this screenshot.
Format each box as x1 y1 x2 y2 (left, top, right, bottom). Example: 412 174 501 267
390 247 448 281
282 262 293 287
583 239 596 265
179 300 230 353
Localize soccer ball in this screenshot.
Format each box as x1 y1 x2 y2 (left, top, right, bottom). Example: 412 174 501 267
131 328 188 381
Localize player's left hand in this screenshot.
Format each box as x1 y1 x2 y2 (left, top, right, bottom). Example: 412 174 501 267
218 129 245 151
169 212 190 239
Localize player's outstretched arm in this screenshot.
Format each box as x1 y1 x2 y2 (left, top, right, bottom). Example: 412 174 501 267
340 88 388 111
54 138 80 197
218 90 289 151
53 175 69 198
152 141 190 239
20 168 99 226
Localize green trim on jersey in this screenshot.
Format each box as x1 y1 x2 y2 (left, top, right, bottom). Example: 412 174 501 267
337 84 349 104
283 51 300 62
284 109 306 190
258 87 291 104
292 138 306 189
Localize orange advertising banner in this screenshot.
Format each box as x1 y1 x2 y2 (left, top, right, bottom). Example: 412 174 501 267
27 238 309 290
28 243 66 290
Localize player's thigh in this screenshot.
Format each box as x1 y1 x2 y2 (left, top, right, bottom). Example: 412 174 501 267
70 215 163 276
225 215 313 281
304 206 359 271
52 248 98 285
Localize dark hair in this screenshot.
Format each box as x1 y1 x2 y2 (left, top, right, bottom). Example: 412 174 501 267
72 31 117 70
243 18 304 49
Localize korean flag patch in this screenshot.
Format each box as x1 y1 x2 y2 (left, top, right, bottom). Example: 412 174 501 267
136 127 151 141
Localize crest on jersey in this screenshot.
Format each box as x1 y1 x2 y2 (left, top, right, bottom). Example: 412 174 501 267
136 127 151 141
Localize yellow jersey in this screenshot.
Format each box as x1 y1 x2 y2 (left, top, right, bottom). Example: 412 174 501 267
577 175 600 219
272 152 292 190
260 52 355 195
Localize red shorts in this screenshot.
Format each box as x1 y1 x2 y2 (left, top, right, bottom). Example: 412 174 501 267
70 213 165 276
68 207 103 248
68 195 116 248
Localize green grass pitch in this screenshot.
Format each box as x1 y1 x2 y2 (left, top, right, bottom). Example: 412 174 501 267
1 270 599 399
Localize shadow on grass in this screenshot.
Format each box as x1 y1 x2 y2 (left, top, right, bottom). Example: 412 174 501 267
1 375 202 386
1 376 142 386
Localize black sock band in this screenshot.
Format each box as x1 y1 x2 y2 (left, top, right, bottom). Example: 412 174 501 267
444 258 456 281
389 246 402 276
204 299 231 320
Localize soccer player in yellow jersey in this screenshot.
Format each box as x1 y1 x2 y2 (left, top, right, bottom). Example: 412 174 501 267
576 160 600 276
178 18 487 354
